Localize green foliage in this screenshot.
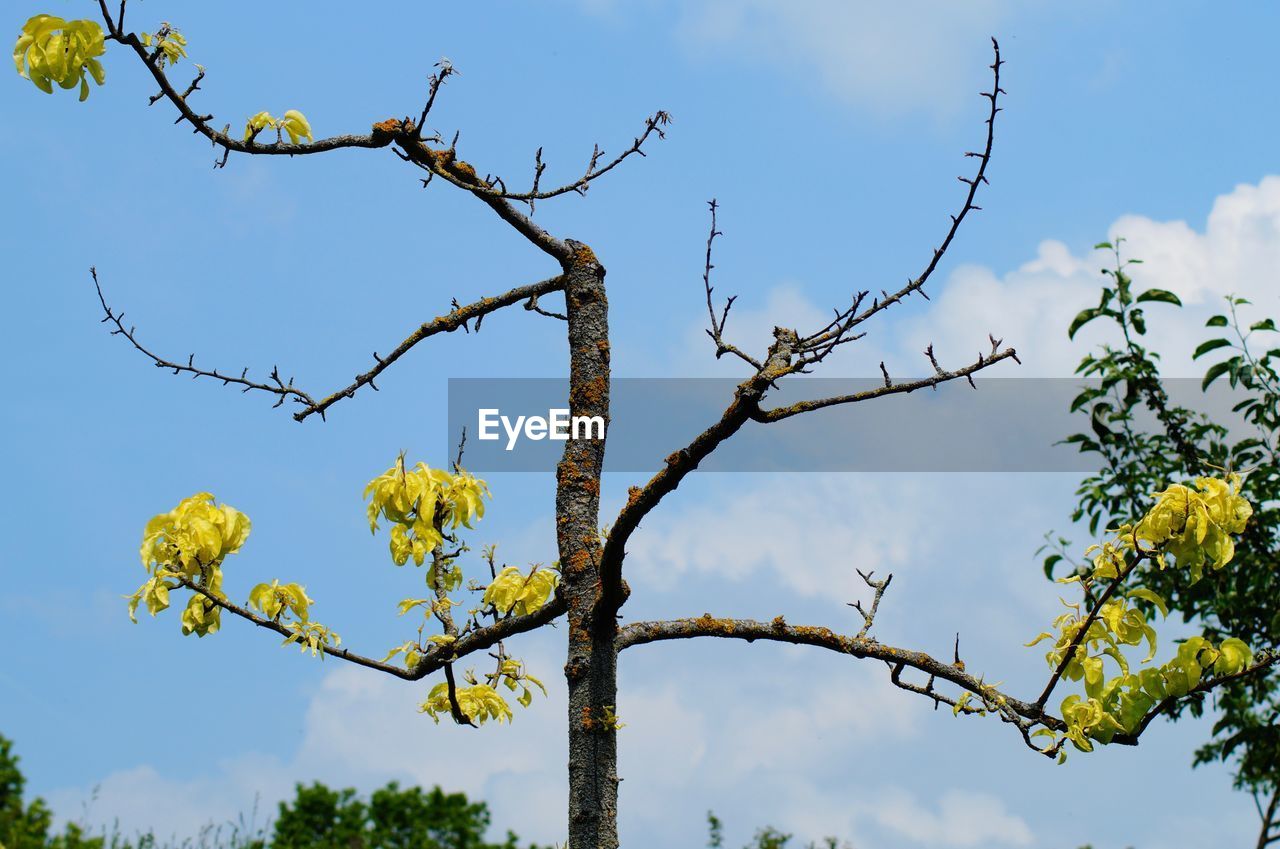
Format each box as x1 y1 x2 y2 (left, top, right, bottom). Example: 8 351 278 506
271 781 532 849
0 733 111 849
1055 240 1280 793
0 734 53 849
705 812 723 849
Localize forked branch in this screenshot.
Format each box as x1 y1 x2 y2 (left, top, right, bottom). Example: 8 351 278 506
91 268 566 421
702 199 761 369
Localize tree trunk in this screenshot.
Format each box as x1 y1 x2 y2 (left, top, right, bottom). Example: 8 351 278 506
556 243 619 849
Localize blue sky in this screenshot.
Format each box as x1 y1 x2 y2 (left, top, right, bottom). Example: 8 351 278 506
5 2 1280 847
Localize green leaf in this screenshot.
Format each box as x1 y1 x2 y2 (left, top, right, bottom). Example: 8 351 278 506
1206 315 1229 327
1249 318 1277 332
1094 242 1113 250
1069 308 1103 340
1202 360 1232 390
1136 288 1182 306
1192 338 1232 359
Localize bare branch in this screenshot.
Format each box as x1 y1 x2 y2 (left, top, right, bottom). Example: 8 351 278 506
615 612 1054 754
798 38 1005 354
615 613 1280 755
752 342 1020 423
92 268 565 422
494 111 671 203
599 331 806 612
701 199 762 369
415 58 457 138
849 569 893 638
525 292 568 322
295 273 567 422
92 267 316 409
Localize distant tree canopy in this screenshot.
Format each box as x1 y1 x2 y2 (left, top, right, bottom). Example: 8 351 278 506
269 781 533 849
1 733 53 849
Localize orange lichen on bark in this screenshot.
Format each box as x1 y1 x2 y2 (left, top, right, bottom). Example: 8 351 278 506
571 242 598 267
453 159 479 183
372 117 404 133
790 624 837 642
565 549 593 576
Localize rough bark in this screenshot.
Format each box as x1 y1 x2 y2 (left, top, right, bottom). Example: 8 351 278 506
555 241 617 849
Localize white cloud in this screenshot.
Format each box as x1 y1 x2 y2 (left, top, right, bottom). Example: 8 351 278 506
672 175 1280 381
858 788 1033 848
624 474 936 599
893 177 1280 378
674 0 1015 118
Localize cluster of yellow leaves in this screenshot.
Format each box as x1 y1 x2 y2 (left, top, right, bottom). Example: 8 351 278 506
420 682 513 725
127 493 251 637
418 656 547 724
1027 474 1256 757
364 455 489 566
1053 636 1253 753
248 579 312 623
13 15 105 100
243 109 314 145
483 565 559 618
491 657 547 709
140 25 187 67
247 578 340 658
1135 474 1253 582
284 620 342 659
